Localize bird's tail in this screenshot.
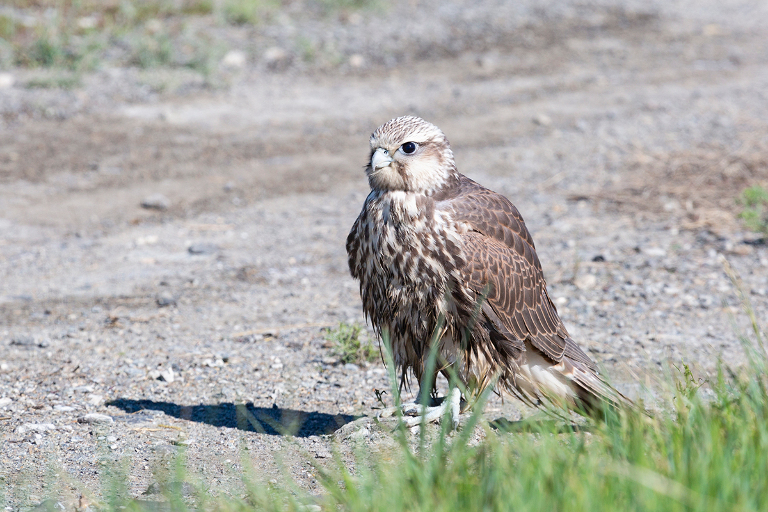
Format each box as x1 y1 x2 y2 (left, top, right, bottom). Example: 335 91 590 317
513 341 641 417
560 357 639 416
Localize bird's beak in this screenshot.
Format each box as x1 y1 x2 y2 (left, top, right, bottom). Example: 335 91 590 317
371 148 393 170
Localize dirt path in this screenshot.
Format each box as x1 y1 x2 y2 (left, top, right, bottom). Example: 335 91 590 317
2 0 768 507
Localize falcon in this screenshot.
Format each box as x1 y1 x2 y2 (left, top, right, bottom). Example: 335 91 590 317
346 115 628 427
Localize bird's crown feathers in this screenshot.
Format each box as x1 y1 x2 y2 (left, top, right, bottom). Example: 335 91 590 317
370 115 446 148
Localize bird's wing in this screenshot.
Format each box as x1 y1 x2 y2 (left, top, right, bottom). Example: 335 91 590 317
443 176 596 370
460 231 568 363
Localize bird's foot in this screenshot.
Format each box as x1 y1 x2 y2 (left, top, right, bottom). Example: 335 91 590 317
377 388 463 429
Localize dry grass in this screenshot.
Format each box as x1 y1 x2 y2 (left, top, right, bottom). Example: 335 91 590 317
577 135 768 236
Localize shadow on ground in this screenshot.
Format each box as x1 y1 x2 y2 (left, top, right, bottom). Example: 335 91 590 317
107 398 359 437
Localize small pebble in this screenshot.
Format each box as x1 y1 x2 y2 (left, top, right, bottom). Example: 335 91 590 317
532 114 552 126
574 274 597 290
188 243 218 255
141 194 170 211
158 368 174 383
643 247 667 257
16 423 56 434
156 291 176 307
78 413 114 424
10 335 37 347
264 46 291 70
0 73 15 89
222 50 247 68
349 426 370 440
314 448 331 459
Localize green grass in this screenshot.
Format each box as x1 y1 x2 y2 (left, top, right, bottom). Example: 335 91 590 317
4 266 768 511
223 0 279 25
738 184 768 237
320 0 380 12
2 0 384 75
0 14 18 41
325 322 378 365
24 71 81 89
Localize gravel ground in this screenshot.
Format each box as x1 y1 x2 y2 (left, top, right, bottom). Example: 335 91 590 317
2 0 768 509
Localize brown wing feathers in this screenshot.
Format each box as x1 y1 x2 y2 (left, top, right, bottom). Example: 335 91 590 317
460 232 569 364
442 176 635 411
446 176 573 363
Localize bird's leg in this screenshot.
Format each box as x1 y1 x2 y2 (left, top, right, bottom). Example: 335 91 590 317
399 385 435 415
379 385 463 429
400 386 462 428
378 384 434 420
449 386 461 429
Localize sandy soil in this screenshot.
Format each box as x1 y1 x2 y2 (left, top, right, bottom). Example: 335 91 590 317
1 0 768 508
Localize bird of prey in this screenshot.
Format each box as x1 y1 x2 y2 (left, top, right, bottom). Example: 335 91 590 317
346 115 628 427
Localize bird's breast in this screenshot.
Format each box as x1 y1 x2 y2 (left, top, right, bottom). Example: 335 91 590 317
359 193 465 294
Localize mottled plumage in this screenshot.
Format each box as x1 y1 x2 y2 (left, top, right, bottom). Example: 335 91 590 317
346 115 626 414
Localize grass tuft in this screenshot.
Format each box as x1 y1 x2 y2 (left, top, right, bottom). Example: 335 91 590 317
325 322 378 365
24 71 81 89
738 184 768 236
223 0 278 25
0 14 18 41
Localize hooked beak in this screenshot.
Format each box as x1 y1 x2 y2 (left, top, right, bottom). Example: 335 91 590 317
371 148 393 170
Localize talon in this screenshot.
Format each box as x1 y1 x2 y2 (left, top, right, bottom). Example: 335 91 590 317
402 403 424 416
376 389 467 429
376 406 399 419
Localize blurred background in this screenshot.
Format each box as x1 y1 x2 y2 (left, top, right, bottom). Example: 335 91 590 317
2 0 768 392
2 0 767 230
2 0 768 387
2 0 768 502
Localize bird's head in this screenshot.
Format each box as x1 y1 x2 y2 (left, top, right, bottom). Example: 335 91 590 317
366 115 457 194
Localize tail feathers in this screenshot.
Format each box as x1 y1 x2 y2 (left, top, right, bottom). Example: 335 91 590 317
563 358 637 415
516 341 638 416
563 336 598 372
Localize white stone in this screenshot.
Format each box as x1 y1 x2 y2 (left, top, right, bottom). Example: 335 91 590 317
87 394 104 406
574 273 597 290
78 413 114 424
264 46 291 69
141 193 170 211
77 16 98 30
533 114 552 127
159 368 174 383
222 50 247 68
0 74 15 89
643 247 667 257
16 423 56 434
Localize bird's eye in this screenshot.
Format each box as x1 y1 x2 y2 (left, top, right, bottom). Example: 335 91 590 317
400 142 418 154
